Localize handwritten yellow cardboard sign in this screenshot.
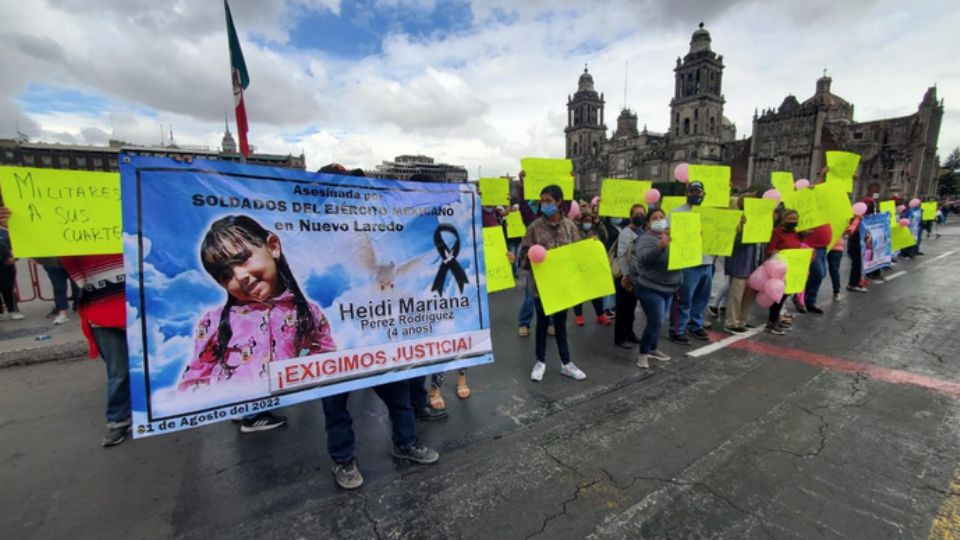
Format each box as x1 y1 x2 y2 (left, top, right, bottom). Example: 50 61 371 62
0 166 122 257
778 248 813 294
482 226 515 293
531 239 615 315
921 201 937 222
825 151 860 194
890 224 917 251
687 164 730 208
667 212 702 270
505 211 526 238
816 182 853 249
521 158 574 200
696 207 742 256
770 171 795 209
742 198 777 244
599 179 652 217
479 177 510 206
879 200 897 228
661 196 686 215
787 187 828 231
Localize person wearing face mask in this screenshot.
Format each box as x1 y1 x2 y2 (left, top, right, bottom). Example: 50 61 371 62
765 209 803 335
519 185 587 382
613 204 646 348
629 208 680 368
668 181 715 344
572 210 611 326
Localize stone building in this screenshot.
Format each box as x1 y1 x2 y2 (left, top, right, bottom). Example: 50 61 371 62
564 23 944 198
369 154 468 182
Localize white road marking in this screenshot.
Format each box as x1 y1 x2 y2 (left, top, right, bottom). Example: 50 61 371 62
686 326 764 358
916 249 957 267
883 270 907 281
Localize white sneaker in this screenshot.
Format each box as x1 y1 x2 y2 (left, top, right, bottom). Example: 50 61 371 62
530 361 546 381
636 355 650 369
53 313 69 325
9 312 24 320
648 349 671 362
560 363 586 380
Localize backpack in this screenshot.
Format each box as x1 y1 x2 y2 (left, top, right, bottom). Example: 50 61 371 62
608 235 632 279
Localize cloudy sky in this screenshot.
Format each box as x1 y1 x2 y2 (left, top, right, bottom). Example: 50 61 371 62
1 0 957 175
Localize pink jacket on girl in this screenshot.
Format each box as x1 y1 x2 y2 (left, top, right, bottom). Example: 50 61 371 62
179 291 336 391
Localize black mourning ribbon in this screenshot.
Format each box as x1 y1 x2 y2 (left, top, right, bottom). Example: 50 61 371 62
431 224 469 296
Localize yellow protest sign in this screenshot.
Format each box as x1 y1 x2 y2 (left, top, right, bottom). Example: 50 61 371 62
788 187 827 231
921 201 937 222
687 164 730 208
0 166 121 257
482 226 515 293
521 158 574 200
599 178 652 217
667 212 702 270
825 151 860 194
778 248 813 294
661 196 686 215
505 212 526 238
696 207 742 256
742 198 777 244
879 200 897 228
530 239 615 315
890 224 917 251
479 177 510 206
771 171 795 209
816 182 853 249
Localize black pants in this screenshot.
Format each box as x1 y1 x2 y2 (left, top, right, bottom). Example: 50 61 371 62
768 297 786 324
0 264 17 314
614 278 638 344
847 238 862 287
573 298 604 317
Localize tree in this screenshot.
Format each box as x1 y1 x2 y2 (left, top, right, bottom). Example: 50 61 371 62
938 147 960 197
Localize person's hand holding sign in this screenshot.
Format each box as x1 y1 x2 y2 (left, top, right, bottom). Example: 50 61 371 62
658 233 670 250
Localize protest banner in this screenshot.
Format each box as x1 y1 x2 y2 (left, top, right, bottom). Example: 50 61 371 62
530 239 614 315
879 200 897 228
860 213 893 273
661 196 686 215
483 227 515 293
505 211 526 238
778 248 814 294
667 212 702 270
687 164 730 208
788 187 828 231
696 207 742 256
478 177 510 207
521 158 574 200
0 166 122 257
771 171 796 209
816 182 854 249
921 201 937 222
891 223 917 252
742 198 777 244
907 210 922 245
825 151 860 194
121 156 493 438
598 178 652 217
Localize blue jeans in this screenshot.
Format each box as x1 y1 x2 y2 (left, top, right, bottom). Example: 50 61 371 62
535 298 570 364
671 264 714 336
827 250 843 295
91 327 131 425
43 265 80 311
634 284 674 354
805 248 828 307
518 273 535 327
321 380 418 464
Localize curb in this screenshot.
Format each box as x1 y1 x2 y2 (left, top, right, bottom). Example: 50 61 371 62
0 340 89 369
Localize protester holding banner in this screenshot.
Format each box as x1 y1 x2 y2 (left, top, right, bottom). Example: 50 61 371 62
629 208 679 368
723 195 761 333
765 210 803 335
846 203 868 292
669 181 715 344
520 185 587 382
572 209 611 326
613 204 646 348
798 223 832 314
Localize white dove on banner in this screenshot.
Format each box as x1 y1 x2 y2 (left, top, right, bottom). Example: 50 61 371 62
354 234 429 290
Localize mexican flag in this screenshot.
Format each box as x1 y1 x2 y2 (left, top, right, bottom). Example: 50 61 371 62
225 0 250 157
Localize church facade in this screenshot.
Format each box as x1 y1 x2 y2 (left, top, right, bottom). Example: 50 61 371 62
564 24 944 200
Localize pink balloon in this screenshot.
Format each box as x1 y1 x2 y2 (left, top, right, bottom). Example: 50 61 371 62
567 200 581 219
762 189 781 201
755 292 775 308
528 245 547 263
748 266 770 291
764 258 787 279
852 202 867 216
591 196 600 207
764 278 785 302
909 198 921 208
794 179 810 189
644 188 661 204
896 205 906 214
898 218 910 227
674 163 689 183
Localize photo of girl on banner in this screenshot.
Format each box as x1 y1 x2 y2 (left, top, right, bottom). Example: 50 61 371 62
179 215 337 396
860 213 892 274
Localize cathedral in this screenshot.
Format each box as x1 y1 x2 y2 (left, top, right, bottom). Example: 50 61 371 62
564 24 944 200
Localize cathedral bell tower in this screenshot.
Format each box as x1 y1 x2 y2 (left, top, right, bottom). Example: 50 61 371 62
565 65 606 192
669 23 725 160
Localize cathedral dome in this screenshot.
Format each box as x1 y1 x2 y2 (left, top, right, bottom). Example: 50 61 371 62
578 66 595 92
689 22 711 53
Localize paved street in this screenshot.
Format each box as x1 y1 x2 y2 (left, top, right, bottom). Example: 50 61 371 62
2 224 960 540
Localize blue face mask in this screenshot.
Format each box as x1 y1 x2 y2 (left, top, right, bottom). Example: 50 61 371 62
541 203 558 217
687 195 704 206
582 222 593 231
